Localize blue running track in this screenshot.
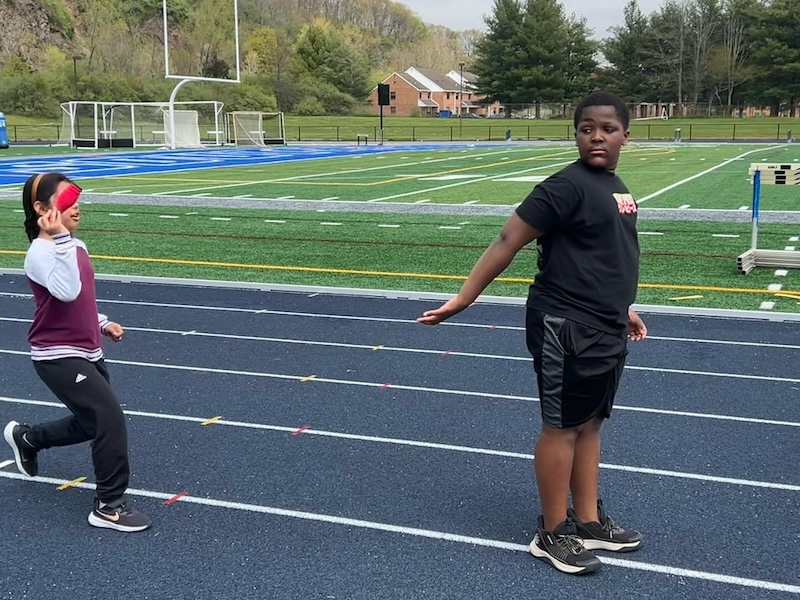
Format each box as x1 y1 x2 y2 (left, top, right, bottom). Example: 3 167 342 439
0 275 798 600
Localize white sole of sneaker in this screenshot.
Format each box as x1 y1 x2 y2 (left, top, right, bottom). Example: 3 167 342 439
529 538 601 575
87 511 151 533
3 421 32 478
582 538 643 552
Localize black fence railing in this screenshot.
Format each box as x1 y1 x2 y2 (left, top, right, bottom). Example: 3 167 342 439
3 122 795 144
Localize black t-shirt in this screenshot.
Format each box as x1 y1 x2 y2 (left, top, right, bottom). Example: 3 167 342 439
515 159 640 334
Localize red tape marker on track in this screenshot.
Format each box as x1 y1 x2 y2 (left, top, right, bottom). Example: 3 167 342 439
162 491 189 506
442 350 451 357
292 425 311 436
379 383 391 390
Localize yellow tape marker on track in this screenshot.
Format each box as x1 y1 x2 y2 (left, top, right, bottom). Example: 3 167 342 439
0 250 796 298
201 416 223 426
57 477 87 491
301 375 317 382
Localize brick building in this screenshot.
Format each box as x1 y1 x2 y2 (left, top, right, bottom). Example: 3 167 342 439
368 66 502 118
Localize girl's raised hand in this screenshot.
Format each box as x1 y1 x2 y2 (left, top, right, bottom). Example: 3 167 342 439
37 209 68 237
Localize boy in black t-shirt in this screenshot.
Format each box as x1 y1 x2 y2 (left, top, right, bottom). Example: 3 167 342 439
418 91 647 575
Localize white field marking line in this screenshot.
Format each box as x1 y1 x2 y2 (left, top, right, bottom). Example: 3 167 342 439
0 472 798 593
0 347 795 428
637 145 786 204
2 296 800 350
368 160 575 202
157 148 534 196
0 459 13 470
1 395 797 488
364 146 666 204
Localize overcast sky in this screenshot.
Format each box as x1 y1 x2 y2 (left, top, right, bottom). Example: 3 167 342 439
404 0 665 38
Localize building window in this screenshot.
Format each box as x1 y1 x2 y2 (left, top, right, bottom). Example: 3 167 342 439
390 91 396 100
390 106 396 114
446 92 451 99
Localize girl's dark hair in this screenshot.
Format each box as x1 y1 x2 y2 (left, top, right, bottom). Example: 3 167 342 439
22 172 72 242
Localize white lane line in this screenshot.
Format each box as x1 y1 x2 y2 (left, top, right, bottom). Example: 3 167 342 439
0 471 798 593
638 145 785 204
0 395 797 488
0 349 795 427
0 459 13 470
2 297 799 350
0 315 798 384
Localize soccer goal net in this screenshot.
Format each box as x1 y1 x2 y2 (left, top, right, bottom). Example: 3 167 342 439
226 111 286 146
56 101 225 149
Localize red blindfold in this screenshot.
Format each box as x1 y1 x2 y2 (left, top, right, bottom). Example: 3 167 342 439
56 183 82 211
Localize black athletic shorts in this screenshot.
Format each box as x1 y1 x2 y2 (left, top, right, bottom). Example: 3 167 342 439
526 309 628 429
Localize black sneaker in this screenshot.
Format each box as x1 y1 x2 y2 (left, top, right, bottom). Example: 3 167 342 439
88 498 152 532
529 515 602 575
568 499 643 552
3 421 38 477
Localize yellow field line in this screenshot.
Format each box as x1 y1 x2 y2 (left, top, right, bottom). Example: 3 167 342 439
107 176 254 185
0 250 792 297
275 147 675 187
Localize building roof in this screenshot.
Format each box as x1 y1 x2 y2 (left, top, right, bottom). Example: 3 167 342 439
407 67 461 92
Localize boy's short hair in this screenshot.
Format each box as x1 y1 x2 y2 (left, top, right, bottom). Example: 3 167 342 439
573 92 630 130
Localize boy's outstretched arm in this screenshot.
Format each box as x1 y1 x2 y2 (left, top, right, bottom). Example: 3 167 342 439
418 213 541 325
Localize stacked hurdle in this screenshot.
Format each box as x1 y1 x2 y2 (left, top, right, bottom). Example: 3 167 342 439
737 163 800 275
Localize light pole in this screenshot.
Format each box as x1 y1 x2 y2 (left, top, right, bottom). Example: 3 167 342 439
458 61 465 138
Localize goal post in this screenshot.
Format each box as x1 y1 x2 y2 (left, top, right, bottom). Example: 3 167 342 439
164 109 202 148
226 111 286 146
55 101 225 148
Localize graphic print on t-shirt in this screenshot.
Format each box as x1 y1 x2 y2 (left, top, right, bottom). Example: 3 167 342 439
612 193 637 215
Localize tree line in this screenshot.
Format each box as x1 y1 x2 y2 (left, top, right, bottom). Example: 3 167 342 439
474 0 800 116
0 0 797 117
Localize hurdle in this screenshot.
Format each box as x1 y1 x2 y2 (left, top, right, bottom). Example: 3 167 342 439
736 163 800 274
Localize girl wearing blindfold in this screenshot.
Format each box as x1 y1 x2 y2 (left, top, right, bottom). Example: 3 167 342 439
3 172 151 532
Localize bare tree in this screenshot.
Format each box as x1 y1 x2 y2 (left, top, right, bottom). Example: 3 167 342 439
687 0 718 110
650 0 689 107
720 2 750 113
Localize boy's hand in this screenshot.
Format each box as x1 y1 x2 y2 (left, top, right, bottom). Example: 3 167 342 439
627 308 647 341
104 322 124 342
417 297 469 326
